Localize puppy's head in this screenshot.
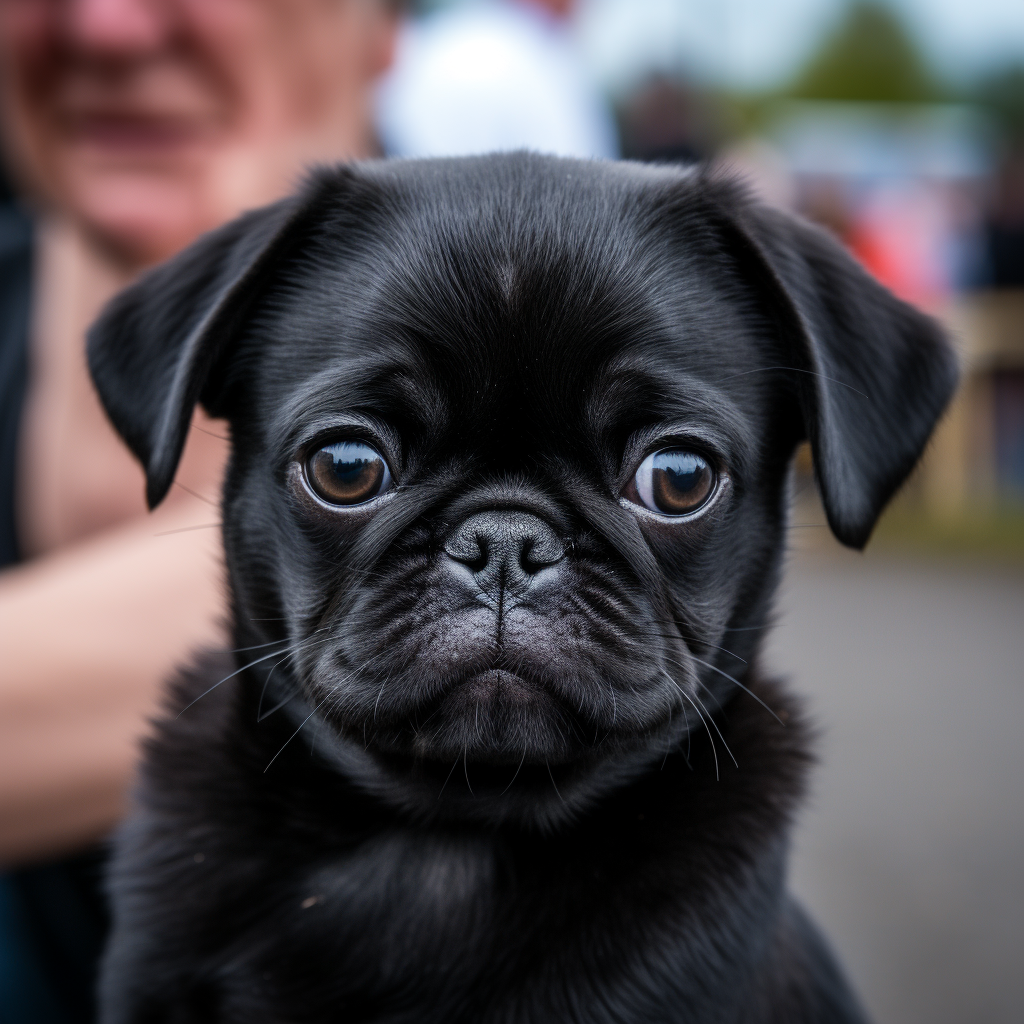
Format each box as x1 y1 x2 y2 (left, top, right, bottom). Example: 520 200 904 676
89 155 956 826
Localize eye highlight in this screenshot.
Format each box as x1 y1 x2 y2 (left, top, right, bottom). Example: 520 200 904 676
631 449 715 516
305 441 392 506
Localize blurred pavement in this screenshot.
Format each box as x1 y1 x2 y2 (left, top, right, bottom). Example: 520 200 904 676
766 546 1024 1024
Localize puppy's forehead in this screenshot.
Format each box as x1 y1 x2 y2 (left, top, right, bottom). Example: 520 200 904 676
258 157 765 448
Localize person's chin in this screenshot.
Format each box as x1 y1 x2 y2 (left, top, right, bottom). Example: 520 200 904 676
64 163 222 267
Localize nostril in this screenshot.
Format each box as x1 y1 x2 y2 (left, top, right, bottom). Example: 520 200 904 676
464 534 489 573
519 535 564 575
444 530 489 573
519 540 536 575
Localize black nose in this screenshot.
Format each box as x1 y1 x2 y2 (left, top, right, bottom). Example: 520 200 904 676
444 511 565 598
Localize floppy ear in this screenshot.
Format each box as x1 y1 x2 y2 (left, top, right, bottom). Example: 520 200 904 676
723 196 959 549
87 189 322 510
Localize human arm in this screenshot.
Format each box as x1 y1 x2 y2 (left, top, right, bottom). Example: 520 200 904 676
0 496 226 866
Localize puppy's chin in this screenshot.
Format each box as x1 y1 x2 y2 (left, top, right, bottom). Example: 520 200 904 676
410 668 592 766
276 690 684 830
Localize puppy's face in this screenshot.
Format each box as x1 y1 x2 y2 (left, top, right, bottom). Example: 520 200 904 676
88 156 957 825
232 229 785 820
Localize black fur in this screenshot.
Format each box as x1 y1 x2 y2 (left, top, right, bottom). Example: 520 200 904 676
87 154 957 1023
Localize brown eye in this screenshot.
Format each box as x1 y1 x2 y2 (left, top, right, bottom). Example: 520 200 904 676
305 441 392 506
632 449 714 516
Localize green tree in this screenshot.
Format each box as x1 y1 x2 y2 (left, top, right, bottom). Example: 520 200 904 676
974 65 1024 141
789 1 941 103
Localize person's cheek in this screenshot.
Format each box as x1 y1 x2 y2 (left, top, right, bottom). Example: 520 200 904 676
350 3 398 82
0 1 58 96
0 0 56 47
0 3 61 188
177 0 291 139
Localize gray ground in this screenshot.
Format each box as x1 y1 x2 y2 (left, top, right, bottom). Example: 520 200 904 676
765 543 1024 1024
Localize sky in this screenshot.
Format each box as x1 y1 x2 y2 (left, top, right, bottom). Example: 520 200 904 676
574 0 1024 95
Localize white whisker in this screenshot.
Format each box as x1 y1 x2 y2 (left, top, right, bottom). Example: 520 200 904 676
263 696 329 773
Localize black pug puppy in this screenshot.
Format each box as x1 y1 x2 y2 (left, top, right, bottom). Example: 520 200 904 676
88 154 956 1024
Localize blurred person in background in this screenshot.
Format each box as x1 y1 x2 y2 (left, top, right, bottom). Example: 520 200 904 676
376 0 617 159
983 145 1024 287
617 75 718 166
0 0 399 1019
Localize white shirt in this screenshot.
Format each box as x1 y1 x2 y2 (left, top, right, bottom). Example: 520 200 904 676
376 1 618 160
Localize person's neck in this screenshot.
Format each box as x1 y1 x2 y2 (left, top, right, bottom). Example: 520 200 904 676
34 216 136 347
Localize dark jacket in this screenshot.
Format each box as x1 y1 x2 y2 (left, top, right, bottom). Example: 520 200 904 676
0 196 108 1024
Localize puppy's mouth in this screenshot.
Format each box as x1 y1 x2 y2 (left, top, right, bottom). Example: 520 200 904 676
455 668 547 709
413 667 581 764
314 656 618 769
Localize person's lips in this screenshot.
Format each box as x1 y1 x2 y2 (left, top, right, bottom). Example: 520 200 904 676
58 110 218 153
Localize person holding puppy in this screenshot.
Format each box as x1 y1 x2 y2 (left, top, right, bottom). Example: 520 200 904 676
0 0 399 1018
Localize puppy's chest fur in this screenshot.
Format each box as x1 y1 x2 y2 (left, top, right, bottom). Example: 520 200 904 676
109 655 821 1024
